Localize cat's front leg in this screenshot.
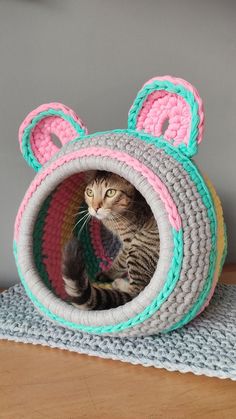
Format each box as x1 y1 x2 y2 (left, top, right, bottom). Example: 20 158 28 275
117 239 156 298
111 246 143 297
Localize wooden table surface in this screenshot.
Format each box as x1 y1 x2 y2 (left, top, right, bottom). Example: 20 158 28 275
0 266 236 419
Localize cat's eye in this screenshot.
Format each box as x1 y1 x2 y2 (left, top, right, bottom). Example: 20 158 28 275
86 188 94 197
106 189 116 197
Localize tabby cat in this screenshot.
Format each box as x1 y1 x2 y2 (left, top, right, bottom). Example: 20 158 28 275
62 171 160 310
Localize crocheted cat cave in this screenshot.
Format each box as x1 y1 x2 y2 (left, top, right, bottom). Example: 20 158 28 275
14 76 227 337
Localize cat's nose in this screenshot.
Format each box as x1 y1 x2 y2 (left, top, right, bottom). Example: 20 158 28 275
94 203 101 212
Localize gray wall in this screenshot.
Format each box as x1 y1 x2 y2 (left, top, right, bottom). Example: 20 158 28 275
0 0 235 287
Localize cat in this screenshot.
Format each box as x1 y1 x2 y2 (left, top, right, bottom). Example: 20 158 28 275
62 171 160 310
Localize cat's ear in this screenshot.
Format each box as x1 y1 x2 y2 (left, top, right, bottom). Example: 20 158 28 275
19 103 88 171
128 76 204 158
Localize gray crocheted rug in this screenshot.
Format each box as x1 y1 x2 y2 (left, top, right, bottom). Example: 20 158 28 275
0 283 235 380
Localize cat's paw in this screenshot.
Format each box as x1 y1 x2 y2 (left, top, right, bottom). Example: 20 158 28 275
112 278 131 293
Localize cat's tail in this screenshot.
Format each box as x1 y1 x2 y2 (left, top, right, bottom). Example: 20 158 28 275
62 238 132 310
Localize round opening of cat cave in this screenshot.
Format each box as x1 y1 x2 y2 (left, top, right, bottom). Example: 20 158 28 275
15 149 174 331
32 167 161 305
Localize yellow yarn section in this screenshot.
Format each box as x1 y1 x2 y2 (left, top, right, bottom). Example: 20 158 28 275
204 175 226 281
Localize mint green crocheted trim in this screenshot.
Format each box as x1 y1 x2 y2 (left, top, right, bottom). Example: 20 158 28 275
14 227 183 334
21 109 86 172
128 80 200 158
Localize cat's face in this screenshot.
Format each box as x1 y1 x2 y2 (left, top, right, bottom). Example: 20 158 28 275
84 171 135 221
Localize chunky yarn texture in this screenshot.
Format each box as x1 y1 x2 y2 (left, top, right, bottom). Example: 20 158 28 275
14 76 227 336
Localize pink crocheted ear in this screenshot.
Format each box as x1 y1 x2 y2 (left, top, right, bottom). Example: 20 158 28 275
19 103 88 171
128 76 204 157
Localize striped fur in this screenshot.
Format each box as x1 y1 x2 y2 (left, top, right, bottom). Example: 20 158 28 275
62 171 160 310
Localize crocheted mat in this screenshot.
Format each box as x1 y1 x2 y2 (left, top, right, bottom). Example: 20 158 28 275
0 284 235 381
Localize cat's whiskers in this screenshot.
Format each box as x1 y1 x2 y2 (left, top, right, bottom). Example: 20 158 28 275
77 213 91 238
74 211 89 224
72 209 88 217
73 211 90 231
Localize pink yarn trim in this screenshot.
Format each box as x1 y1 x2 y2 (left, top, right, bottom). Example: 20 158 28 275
136 91 191 146
30 116 79 166
135 75 204 147
14 147 181 243
19 103 88 165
